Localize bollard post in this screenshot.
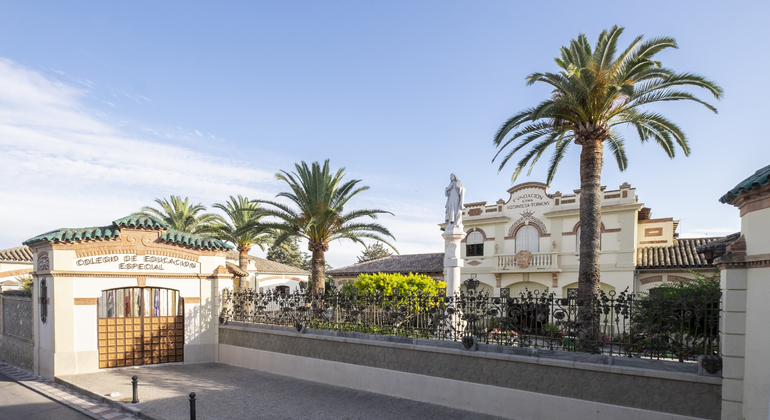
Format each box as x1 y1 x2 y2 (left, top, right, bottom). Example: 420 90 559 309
131 376 139 404
189 392 196 420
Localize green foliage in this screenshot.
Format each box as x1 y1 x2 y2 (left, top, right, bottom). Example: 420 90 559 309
357 242 393 263
629 270 721 358
206 195 273 253
266 238 310 270
256 160 397 294
16 274 33 291
136 195 223 234
493 25 723 184
342 272 446 297
646 269 720 299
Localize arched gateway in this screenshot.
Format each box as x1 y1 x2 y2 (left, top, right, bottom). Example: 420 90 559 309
24 215 235 379
97 286 184 368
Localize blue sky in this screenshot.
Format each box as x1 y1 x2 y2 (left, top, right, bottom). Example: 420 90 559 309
0 1 766 267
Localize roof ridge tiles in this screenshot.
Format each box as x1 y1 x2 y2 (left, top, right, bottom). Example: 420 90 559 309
24 216 233 251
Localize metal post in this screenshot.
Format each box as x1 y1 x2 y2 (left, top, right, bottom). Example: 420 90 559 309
131 376 139 404
189 392 196 420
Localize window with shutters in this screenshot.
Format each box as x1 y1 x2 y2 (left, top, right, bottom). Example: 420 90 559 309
466 231 484 257
515 225 539 253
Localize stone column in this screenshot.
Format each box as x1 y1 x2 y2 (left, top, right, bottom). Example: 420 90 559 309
442 224 465 297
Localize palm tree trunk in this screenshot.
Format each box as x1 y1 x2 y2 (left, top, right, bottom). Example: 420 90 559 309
577 138 603 351
237 245 251 293
308 241 328 296
238 252 248 292
310 249 326 296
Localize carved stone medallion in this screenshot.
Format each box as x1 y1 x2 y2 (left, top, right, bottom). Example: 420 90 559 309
514 250 533 268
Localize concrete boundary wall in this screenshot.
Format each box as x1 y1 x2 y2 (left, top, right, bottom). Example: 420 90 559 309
0 291 34 370
218 323 721 420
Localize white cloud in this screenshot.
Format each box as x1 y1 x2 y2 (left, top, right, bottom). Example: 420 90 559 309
0 58 276 247
0 57 445 269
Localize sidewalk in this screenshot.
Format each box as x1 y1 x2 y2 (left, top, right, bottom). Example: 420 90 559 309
57 363 508 420
0 363 139 420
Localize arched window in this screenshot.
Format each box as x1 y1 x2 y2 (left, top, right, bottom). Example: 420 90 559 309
466 231 484 257
515 225 539 253
576 226 602 251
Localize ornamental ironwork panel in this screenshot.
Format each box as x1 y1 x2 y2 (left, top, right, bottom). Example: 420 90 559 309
220 280 721 363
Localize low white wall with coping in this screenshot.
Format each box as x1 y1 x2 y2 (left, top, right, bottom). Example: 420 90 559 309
217 323 721 420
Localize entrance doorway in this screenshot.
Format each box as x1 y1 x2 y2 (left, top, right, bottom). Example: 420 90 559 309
97 287 184 369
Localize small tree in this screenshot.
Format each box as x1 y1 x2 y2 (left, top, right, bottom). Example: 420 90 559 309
16 274 33 291
357 243 393 263
256 160 396 297
340 273 447 331
345 272 445 296
266 238 310 270
631 270 721 360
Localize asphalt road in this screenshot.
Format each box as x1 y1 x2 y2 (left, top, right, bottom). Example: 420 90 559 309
0 372 94 420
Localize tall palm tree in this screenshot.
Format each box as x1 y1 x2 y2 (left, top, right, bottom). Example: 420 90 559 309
492 26 722 345
257 160 396 296
136 196 223 234
206 195 273 292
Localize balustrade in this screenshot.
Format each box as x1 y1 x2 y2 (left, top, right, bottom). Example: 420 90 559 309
494 252 558 270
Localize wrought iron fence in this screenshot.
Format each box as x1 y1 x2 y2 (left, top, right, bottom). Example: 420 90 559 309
220 279 720 364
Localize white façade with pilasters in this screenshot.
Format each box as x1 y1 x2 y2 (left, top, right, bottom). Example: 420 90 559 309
24 215 234 380
441 181 713 298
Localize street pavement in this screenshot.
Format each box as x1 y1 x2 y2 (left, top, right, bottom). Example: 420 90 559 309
0 363 138 420
0 371 95 420
58 363 509 420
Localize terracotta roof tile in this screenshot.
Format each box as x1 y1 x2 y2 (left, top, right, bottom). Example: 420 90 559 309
0 246 33 262
328 253 444 276
225 261 250 277
636 238 719 269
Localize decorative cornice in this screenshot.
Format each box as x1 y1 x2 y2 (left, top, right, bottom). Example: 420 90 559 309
463 201 487 208
506 182 550 198
543 202 644 218
563 221 617 236
638 218 674 224
42 270 233 279
443 216 510 229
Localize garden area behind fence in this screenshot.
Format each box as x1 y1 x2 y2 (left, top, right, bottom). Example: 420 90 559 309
220 279 721 365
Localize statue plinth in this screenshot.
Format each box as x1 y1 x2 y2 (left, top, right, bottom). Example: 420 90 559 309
443 223 464 296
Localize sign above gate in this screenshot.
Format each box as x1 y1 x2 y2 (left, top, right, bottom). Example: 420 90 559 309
73 254 201 274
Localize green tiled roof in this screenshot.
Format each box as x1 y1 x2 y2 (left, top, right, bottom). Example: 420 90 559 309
23 215 233 251
24 226 121 245
160 230 232 250
720 164 770 204
112 215 169 229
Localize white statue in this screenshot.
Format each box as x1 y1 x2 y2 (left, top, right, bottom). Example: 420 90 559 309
445 173 465 227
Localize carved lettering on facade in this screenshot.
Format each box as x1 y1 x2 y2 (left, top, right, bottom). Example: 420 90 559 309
73 254 200 273
505 193 551 210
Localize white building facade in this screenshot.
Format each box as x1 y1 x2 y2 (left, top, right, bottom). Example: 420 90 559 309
447 181 718 298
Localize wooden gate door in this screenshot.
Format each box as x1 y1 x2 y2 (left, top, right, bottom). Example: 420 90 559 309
97 287 184 369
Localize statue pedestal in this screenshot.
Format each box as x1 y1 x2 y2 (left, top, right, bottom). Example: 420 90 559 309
442 224 465 297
